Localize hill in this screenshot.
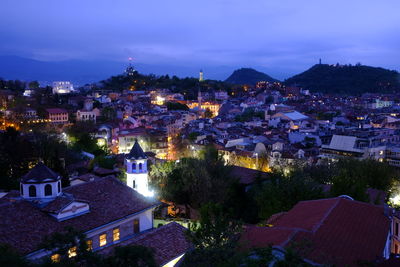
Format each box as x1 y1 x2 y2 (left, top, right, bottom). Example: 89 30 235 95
284 64 400 94
0 56 237 85
0 55 128 85
225 68 278 85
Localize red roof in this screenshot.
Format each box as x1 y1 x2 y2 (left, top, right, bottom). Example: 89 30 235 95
46 108 68 114
230 166 269 185
0 177 158 255
240 198 391 266
100 222 192 265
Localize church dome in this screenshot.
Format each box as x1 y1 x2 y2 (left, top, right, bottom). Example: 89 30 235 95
20 162 62 201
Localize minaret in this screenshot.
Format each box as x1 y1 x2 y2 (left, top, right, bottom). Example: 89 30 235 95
125 140 153 197
198 88 202 108
199 69 204 82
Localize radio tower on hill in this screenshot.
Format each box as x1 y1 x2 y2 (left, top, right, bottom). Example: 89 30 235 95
125 57 137 76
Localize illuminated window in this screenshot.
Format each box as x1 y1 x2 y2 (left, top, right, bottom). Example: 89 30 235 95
86 239 92 251
51 254 60 263
113 228 120 242
68 246 77 258
99 233 107 247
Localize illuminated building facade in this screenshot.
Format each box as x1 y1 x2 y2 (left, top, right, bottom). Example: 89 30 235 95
46 108 69 124
186 101 221 117
52 81 74 94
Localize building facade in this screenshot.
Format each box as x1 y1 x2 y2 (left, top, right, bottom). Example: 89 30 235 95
46 108 69 124
52 81 74 94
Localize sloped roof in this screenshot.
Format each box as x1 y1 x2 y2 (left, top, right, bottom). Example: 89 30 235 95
0 176 158 255
46 108 68 114
240 198 391 266
274 111 309 121
325 135 360 152
231 166 269 185
100 222 192 265
21 162 60 183
127 140 147 159
283 111 309 121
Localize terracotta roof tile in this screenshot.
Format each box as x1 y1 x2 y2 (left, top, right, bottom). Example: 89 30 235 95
0 177 158 255
100 222 192 265
241 198 391 266
231 166 268 185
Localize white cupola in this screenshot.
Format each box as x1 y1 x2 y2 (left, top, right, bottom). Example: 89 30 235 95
20 162 62 201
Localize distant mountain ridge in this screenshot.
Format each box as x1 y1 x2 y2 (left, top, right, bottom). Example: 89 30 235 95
0 56 236 85
284 64 400 94
225 68 279 85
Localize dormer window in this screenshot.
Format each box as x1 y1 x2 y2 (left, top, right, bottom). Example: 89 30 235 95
43 200 90 221
139 163 143 171
29 185 36 197
45 184 52 196
58 181 61 193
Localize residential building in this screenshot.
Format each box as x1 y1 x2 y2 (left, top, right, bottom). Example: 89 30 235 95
52 81 74 94
0 163 189 266
46 108 69 124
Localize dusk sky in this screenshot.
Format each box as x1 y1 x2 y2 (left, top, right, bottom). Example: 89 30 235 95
1 0 399 79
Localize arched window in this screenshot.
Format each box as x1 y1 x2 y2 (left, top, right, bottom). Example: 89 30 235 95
138 163 142 171
58 181 61 193
20 184 23 195
45 184 52 196
29 185 36 197
132 163 136 172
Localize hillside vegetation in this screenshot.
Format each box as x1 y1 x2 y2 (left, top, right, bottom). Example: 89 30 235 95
285 64 400 94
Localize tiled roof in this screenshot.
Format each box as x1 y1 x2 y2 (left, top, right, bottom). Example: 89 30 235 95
240 198 391 266
70 173 101 183
46 108 68 114
101 222 192 265
0 176 158 255
240 226 298 250
230 166 268 185
21 162 60 183
40 195 75 213
93 167 119 176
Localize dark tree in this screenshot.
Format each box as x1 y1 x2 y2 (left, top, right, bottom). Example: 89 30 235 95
104 245 157 267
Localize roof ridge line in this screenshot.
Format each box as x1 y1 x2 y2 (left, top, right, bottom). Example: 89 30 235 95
280 229 299 247
311 198 340 233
